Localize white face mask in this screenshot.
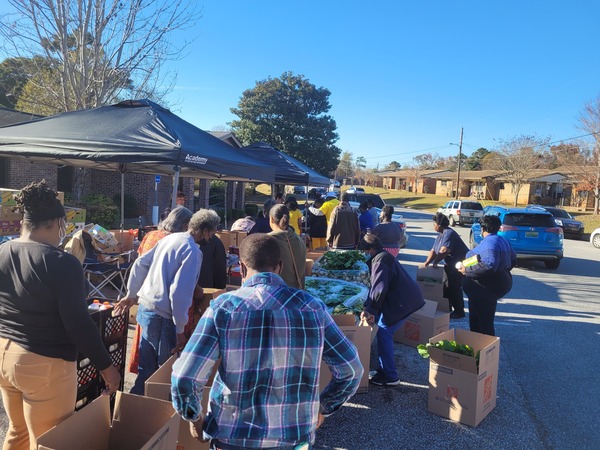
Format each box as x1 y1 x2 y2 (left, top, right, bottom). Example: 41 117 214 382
58 217 67 246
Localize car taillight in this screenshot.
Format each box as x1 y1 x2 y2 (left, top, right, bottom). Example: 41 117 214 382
545 227 563 235
456 209 461 215
499 225 518 232
398 222 407 230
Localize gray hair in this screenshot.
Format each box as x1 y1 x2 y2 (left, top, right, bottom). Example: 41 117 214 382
188 208 221 233
159 206 193 232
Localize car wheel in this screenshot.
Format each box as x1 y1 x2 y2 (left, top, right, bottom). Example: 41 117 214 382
469 232 476 249
449 215 456 227
544 259 560 270
592 233 600 248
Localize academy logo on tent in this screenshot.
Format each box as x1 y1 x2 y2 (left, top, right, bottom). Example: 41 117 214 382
184 154 208 165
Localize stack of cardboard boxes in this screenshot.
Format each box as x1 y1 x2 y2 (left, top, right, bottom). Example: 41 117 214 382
0 187 85 237
394 265 450 347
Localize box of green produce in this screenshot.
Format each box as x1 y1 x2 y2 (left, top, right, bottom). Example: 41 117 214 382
419 328 500 427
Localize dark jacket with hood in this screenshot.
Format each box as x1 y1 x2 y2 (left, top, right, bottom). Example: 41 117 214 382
365 250 425 325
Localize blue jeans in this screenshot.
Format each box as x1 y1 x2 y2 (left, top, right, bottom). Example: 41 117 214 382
131 304 176 395
376 316 405 380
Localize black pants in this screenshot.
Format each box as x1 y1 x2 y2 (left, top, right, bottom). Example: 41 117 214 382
444 264 465 314
462 277 499 336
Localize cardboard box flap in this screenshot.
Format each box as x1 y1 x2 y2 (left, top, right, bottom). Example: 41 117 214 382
108 416 179 450
428 346 478 374
112 392 175 434
37 395 111 450
417 299 438 318
416 265 444 283
428 328 499 375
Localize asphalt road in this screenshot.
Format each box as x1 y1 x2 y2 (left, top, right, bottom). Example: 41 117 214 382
1 208 599 449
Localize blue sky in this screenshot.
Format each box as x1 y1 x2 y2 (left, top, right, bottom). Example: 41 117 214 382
169 1 600 169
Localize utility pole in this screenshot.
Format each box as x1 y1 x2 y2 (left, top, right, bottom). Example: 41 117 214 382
455 127 464 199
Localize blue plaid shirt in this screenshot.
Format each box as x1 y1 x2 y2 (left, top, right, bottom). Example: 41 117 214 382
171 273 363 448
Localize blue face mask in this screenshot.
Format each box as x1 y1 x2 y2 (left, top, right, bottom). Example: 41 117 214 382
364 252 372 261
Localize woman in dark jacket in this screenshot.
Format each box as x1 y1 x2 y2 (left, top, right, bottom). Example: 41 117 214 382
360 233 425 386
423 213 469 319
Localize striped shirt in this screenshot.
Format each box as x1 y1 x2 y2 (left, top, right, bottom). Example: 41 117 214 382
171 272 363 448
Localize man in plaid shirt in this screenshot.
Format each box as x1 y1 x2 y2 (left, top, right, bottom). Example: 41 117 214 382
171 234 363 449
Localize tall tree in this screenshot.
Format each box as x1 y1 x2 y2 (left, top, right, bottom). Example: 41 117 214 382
577 96 600 213
336 151 354 182
230 72 341 175
464 147 491 170
413 152 441 170
0 0 200 114
383 161 401 171
483 135 550 206
0 56 50 109
355 156 367 169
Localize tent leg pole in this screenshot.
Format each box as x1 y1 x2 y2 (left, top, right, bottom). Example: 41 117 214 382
120 171 125 231
171 167 180 209
224 181 228 230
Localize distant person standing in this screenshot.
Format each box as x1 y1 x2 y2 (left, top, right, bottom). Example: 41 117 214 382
423 213 469 319
327 192 360 250
268 204 306 289
371 205 403 258
457 215 517 336
307 197 328 250
320 191 340 224
249 199 275 234
359 201 374 236
274 192 284 204
367 199 379 226
285 196 303 235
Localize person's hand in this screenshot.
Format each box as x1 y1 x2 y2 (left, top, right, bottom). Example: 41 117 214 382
189 415 209 442
316 413 325 430
432 262 439 268
361 311 375 326
112 296 136 316
172 332 187 355
100 365 121 395
457 265 466 275
423 262 429 267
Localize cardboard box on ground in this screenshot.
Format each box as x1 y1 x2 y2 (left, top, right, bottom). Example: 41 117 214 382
416 265 450 312
37 392 179 450
426 328 500 427
145 355 220 450
215 230 247 249
319 316 377 394
394 299 450 347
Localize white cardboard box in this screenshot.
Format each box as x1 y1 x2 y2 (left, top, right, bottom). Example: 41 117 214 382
394 299 450 347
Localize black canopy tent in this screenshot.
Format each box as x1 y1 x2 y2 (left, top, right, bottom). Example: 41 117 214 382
0 100 275 227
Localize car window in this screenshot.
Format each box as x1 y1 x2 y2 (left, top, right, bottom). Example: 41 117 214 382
461 202 483 210
547 208 570 219
503 213 555 227
442 202 449 208
356 194 384 208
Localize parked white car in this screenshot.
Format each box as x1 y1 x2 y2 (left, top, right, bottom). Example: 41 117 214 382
590 227 600 248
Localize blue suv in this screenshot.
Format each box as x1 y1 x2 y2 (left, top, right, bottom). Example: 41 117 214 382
469 206 564 270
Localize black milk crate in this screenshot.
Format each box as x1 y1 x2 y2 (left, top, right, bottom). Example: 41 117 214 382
75 301 129 410
75 384 100 411
76 354 100 392
87 298 129 343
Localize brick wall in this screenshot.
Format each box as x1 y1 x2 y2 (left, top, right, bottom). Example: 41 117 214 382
6 160 59 190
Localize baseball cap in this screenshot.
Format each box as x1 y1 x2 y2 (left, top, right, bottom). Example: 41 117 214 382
326 191 338 198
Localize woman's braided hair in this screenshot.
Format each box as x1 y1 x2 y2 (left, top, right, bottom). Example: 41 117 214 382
14 180 62 231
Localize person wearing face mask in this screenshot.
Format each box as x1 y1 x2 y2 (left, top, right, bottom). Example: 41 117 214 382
359 233 424 386
0 180 121 450
113 208 221 395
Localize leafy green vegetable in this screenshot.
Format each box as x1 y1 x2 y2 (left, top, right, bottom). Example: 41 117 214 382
319 251 366 271
417 340 481 369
